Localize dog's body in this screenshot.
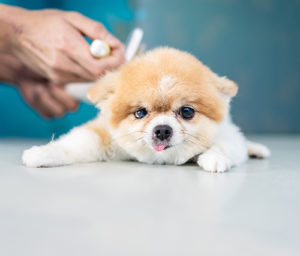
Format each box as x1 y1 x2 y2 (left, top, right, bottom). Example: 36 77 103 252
22 48 270 172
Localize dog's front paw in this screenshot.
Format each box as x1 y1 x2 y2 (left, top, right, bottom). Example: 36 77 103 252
22 145 69 168
197 150 231 173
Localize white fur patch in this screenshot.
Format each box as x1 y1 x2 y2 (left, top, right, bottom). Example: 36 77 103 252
195 115 249 172
158 75 177 95
197 148 232 173
22 145 70 168
22 128 105 168
144 114 183 148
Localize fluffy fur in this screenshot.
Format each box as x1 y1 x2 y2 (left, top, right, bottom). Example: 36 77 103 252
22 48 270 172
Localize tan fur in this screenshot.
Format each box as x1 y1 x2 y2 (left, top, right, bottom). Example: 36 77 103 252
111 48 225 127
88 47 238 154
85 122 111 148
215 76 238 97
88 48 238 129
87 71 121 104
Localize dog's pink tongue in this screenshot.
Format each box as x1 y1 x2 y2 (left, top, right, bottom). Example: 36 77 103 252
153 144 167 152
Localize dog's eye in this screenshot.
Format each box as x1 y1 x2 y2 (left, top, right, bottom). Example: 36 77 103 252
179 106 195 120
134 108 148 119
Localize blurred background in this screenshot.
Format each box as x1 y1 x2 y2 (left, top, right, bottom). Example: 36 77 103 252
0 0 299 137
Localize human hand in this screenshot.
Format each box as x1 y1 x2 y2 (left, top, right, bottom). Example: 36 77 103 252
16 66 78 119
6 8 125 84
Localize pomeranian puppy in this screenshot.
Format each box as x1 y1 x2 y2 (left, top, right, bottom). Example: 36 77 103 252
22 47 270 172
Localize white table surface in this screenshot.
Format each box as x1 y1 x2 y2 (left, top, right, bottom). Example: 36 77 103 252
0 135 299 256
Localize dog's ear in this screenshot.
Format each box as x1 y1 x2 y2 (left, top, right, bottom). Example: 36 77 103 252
214 75 238 98
87 71 120 105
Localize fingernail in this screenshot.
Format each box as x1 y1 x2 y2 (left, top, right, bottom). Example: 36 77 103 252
105 34 119 45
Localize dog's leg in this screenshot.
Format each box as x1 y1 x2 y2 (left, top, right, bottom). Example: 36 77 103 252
22 121 112 168
197 121 248 173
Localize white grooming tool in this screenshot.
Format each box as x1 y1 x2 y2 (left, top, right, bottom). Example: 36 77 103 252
125 28 144 61
66 28 144 103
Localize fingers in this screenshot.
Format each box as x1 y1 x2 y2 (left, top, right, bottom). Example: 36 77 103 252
65 12 122 48
58 12 125 80
21 83 62 118
48 83 78 112
99 44 126 71
47 51 97 84
33 85 66 118
19 81 78 119
65 31 126 78
16 34 97 84
58 34 100 79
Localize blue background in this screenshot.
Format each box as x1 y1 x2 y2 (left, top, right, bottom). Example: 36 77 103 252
0 0 299 137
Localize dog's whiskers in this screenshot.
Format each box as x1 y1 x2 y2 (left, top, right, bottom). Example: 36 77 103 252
184 138 199 146
185 132 210 146
111 131 146 142
117 136 145 147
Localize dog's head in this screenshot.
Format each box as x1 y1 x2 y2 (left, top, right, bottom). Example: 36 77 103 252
88 48 238 164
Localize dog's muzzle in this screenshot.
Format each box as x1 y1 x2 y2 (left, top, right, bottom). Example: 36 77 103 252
152 125 173 151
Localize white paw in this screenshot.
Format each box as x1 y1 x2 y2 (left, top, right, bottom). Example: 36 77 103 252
247 141 271 158
197 150 232 173
22 144 69 168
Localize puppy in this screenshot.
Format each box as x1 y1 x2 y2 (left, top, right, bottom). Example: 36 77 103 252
22 47 270 172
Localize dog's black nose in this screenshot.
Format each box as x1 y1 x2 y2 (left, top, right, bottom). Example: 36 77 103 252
153 125 173 141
